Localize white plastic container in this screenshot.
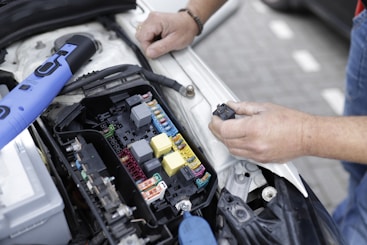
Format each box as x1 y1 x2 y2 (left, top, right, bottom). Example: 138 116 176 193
0 129 71 245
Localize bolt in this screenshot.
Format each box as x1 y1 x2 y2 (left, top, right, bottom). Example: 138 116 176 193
185 85 195 97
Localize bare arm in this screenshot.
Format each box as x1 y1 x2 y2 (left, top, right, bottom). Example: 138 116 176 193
208 101 367 164
305 113 367 164
135 0 227 58
185 0 228 24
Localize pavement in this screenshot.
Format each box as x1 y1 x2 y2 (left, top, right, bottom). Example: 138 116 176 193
193 0 350 213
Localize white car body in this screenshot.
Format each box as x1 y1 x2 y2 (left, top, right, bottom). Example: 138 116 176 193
0 0 307 195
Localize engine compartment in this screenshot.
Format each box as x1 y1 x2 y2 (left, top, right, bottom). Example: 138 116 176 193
0 1 346 244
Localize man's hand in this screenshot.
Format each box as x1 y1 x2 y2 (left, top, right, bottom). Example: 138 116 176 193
135 11 198 59
209 101 314 163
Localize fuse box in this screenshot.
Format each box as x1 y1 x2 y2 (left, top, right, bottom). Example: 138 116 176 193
41 74 218 244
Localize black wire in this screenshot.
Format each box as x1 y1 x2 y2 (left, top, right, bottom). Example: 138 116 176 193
98 15 152 72
61 64 140 94
60 64 186 96
141 68 183 93
60 15 189 97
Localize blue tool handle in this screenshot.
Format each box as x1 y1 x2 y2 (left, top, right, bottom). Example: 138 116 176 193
0 34 97 149
178 211 217 245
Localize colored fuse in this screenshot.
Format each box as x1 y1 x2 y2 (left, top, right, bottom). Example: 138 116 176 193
171 134 201 169
186 158 201 170
146 100 157 107
75 159 82 170
172 135 180 141
137 173 162 191
174 138 183 146
149 102 178 137
103 124 115 138
195 172 211 189
177 143 186 150
141 91 153 102
120 155 130 163
192 164 206 178
81 170 88 180
119 148 147 182
141 181 167 204
186 156 196 163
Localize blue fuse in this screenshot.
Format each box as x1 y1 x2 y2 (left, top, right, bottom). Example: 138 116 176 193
178 211 217 245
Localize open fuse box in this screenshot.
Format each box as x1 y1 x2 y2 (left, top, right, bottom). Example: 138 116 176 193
39 71 217 244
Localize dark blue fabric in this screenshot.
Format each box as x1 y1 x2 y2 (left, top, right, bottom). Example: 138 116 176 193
332 9 367 245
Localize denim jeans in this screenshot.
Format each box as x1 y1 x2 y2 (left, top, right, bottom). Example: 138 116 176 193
332 9 367 245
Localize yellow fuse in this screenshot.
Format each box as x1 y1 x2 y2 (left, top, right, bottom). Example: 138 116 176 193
162 151 185 177
172 134 201 168
150 133 172 158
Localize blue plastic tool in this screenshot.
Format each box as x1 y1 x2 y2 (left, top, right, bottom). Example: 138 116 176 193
178 211 217 245
0 34 97 149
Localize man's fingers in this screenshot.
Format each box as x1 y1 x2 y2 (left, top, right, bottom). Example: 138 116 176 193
135 29 158 54
136 25 185 59
209 115 248 140
226 101 266 116
208 116 223 140
144 34 178 59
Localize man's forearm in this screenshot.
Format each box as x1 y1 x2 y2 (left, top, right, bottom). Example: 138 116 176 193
304 116 367 164
186 0 228 24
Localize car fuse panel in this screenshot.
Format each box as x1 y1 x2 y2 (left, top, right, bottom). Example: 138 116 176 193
45 78 217 245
